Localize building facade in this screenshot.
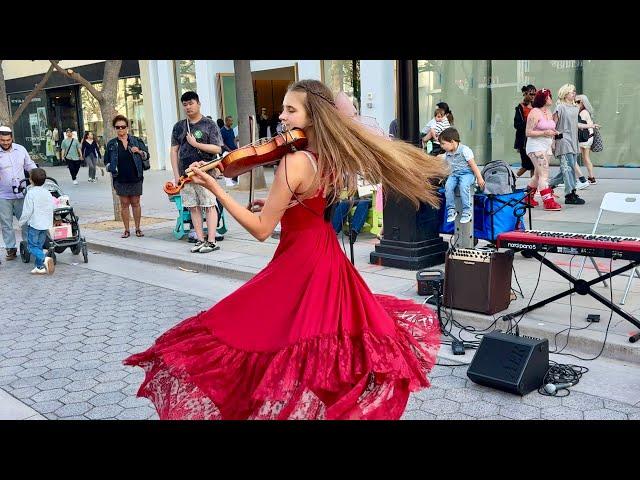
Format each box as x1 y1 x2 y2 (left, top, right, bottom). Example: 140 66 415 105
5 60 639 169
3 60 145 163
415 60 640 168
139 60 395 170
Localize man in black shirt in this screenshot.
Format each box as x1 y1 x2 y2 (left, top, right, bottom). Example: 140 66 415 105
257 107 270 139
170 91 223 254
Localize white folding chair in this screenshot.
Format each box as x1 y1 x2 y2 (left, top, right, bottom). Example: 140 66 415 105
577 192 640 305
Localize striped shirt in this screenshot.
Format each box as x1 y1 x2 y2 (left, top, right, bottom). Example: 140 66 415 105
432 118 451 142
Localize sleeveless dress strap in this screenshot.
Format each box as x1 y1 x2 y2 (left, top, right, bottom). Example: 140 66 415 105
282 150 323 215
299 150 318 173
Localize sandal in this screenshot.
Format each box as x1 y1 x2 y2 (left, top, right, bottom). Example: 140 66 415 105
135 229 144 237
121 230 130 238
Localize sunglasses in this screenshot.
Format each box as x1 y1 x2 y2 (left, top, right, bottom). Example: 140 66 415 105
114 125 128 130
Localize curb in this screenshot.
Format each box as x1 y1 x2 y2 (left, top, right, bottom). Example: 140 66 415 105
86 238 640 365
86 239 257 282
450 309 640 365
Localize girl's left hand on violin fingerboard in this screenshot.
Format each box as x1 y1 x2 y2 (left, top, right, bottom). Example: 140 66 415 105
189 164 216 189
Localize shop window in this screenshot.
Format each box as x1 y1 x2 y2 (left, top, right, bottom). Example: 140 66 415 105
80 76 146 146
322 60 360 111
175 60 197 97
418 60 490 164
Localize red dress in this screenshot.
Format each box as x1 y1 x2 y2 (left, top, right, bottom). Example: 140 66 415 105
124 161 441 419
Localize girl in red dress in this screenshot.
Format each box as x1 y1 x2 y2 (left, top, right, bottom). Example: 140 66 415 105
124 80 448 420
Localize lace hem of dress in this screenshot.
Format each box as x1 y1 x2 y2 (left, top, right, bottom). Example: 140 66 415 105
124 294 440 420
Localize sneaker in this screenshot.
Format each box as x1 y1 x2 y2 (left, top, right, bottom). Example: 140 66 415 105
557 183 565 188
31 267 47 275
459 213 472 224
225 178 237 187
588 177 597 184
5 248 17 260
565 193 586 205
44 256 55 274
576 180 590 190
73 180 78 185
198 241 220 253
446 210 457 223
190 240 205 253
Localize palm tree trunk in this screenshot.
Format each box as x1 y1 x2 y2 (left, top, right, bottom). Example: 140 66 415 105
233 60 266 191
100 61 122 221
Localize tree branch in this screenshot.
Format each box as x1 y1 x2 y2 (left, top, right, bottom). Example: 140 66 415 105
49 60 103 101
0 60 11 126
11 62 57 124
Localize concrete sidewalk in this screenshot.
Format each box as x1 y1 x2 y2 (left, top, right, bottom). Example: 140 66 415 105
12 165 640 363
3 165 640 418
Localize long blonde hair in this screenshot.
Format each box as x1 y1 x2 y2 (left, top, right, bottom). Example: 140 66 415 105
288 79 448 209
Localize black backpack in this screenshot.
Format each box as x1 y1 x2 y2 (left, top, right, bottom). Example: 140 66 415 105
481 160 516 195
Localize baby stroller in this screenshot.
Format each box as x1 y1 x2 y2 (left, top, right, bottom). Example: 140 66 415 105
19 177 88 265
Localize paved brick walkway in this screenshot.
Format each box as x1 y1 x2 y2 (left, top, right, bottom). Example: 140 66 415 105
2 254 640 420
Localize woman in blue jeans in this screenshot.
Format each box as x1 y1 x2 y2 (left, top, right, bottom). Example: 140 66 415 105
548 84 585 205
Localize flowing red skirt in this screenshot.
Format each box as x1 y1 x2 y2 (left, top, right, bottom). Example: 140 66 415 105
124 196 440 419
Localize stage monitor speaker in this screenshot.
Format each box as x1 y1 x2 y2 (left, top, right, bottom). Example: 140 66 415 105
467 331 549 396
443 247 513 315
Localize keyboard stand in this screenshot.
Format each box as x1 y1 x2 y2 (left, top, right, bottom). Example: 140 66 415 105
503 251 640 343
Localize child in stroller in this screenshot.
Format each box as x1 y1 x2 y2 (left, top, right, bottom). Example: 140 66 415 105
19 176 89 265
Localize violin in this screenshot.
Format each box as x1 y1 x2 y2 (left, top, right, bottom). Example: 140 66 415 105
163 127 307 196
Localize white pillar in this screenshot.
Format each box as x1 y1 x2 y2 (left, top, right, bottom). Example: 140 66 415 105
139 60 161 170
360 60 396 136
153 60 178 171
296 60 322 81
195 60 217 119
192 60 235 122
250 60 296 72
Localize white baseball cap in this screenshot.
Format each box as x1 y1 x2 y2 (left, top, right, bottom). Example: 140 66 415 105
0 126 12 134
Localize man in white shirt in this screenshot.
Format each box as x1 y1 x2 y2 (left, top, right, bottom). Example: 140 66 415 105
0 126 37 260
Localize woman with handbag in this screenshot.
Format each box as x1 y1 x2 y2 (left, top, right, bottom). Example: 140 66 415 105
60 128 83 185
576 94 600 184
80 131 102 183
103 115 150 238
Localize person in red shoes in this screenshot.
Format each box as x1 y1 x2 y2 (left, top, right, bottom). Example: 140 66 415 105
124 79 447 420
525 89 562 211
